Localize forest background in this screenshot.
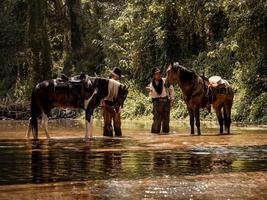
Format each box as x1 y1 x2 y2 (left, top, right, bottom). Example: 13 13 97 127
0 0 266 123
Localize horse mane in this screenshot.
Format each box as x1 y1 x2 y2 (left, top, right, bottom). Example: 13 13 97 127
173 63 197 82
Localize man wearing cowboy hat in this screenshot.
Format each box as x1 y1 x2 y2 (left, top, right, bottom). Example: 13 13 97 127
103 67 124 137
146 67 174 134
109 67 124 80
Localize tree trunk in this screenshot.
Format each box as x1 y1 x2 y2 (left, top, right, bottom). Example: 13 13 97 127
28 0 52 86
66 0 82 52
62 0 82 74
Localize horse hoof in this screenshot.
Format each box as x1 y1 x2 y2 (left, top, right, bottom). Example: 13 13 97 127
85 137 93 142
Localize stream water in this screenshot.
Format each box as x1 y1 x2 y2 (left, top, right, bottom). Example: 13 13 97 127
0 120 266 199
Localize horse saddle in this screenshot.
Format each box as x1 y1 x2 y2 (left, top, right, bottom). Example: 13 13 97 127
54 73 87 95
55 73 87 82
208 76 231 99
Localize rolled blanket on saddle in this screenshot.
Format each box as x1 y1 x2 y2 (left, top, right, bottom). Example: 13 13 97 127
209 76 231 94
209 76 230 88
207 76 232 104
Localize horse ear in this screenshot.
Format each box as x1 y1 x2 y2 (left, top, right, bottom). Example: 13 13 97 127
167 64 172 71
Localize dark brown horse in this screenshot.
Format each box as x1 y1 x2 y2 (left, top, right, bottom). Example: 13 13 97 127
166 62 234 135
27 74 128 140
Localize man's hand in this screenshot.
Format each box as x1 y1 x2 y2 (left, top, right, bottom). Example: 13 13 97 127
115 106 121 113
145 86 151 92
170 99 175 107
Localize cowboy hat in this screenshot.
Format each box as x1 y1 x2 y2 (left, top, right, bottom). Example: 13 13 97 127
110 67 125 78
151 67 161 78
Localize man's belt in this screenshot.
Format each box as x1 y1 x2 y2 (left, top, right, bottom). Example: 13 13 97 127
104 100 114 106
152 97 169 102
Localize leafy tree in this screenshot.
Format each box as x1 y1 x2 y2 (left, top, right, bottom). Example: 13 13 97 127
0 0 266 122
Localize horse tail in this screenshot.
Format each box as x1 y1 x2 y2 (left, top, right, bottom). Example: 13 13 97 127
30 89 39 139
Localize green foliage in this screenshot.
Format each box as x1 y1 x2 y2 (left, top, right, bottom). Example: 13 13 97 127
0 0 266 122
120 80 152 119
248 93 267 123
0 0 27 97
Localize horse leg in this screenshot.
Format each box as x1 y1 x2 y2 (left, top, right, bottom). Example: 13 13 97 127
223 105 228 134
26 117 32 138
195 108 201 135
42 113 50 139
189 109 195 135
215 106 223 134
85 115 93 140
224 103 232 134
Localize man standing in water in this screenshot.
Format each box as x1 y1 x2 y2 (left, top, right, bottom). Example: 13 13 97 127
146 67 174 134
102 67 124 137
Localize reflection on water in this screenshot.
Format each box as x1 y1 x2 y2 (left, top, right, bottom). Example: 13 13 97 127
0 138 266 185
0 120 266 199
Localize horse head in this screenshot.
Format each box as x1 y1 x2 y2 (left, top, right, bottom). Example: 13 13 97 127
166 62 180 85
166 62 196 86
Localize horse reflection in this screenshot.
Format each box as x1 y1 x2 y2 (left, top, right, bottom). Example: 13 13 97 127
30 140 123 183
102 152 122 176
30 141 93 182
31 142 49 183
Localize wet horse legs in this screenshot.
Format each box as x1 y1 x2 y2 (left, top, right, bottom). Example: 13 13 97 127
26 117 31 138
223 104 232 134
215 106 224 134
195 109 201 135
41 113 50 139
189 108 201 135
85 112 93 140
189 109 195 135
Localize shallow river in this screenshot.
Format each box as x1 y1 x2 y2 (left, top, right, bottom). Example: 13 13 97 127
0 120 266 200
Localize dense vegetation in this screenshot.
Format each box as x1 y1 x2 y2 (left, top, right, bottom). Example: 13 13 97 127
0 0 266 122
